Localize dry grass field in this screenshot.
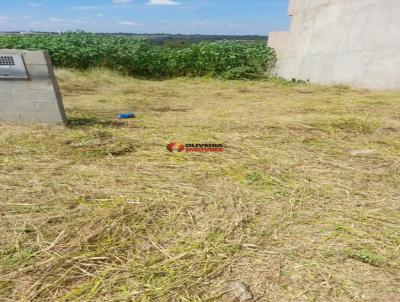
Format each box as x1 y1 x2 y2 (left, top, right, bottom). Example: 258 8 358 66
1 69 400 301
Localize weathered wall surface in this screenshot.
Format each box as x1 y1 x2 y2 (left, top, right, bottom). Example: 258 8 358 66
0 49 67 124
269 0 400 89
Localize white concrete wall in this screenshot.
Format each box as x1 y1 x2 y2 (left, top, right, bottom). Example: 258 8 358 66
0 49 67 124
269 0 400 90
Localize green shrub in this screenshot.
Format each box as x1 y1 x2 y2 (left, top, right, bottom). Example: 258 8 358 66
0 32 276 79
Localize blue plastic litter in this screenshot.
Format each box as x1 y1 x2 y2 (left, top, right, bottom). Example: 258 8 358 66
117 112 135 119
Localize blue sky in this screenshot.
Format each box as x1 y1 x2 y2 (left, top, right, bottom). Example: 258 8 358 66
0 0 290 35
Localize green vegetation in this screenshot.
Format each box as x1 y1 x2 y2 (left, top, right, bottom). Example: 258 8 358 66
0 32 275 79
1 69 400 301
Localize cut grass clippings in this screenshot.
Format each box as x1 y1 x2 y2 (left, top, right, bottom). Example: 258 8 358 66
0 68 400 301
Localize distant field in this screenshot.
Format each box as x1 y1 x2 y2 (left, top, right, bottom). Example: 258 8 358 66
0 32 267 45
0 69 400 301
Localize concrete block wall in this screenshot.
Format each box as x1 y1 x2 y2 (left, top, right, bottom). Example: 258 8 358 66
0 49 67 124
269 0 400 90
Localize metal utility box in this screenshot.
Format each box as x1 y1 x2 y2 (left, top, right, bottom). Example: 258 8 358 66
0 54 29 79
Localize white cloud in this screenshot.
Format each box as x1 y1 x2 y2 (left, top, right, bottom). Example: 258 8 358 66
96 13 105 17
147 0 180 6
73 6 101 11
75 20 89 24
194 21 222 26
50 18 66 22
113 0 133 4
23 16 32 19
0 15 10 21
28 2 42 7
118 21 141 26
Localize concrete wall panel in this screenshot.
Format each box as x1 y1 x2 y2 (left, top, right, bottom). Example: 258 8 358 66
269 0 400 89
